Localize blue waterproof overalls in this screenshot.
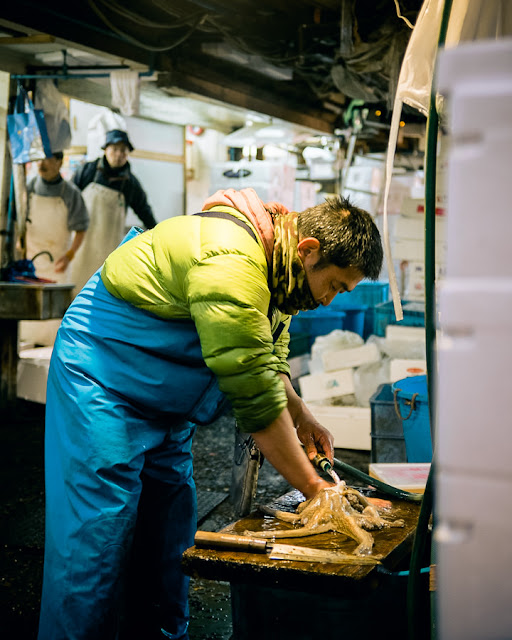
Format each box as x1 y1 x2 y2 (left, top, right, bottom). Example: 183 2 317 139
38 228 227 640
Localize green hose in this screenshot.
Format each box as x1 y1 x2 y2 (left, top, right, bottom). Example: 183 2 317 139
409 1 454 638
332 457 423 503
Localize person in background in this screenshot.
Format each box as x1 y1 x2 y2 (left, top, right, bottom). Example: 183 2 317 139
38 188 383 640
70 128 157 294
20 151 89 346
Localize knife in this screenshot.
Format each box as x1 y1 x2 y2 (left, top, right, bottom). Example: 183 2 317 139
194 531 379 564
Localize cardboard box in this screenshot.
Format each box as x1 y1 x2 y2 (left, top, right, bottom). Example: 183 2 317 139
322 341 380 373
369 462 430 493
298 368 355 402
307 404 371 450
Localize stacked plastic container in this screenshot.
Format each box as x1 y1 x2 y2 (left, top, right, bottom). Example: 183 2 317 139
330 280 390 338
434 40 512 640
372 299 425 337
289 308 346 348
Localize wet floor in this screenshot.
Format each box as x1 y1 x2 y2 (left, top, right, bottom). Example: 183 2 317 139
0 399 371 639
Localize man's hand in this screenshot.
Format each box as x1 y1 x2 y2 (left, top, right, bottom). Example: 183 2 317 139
296 420 334 464
54 254 70 273
279 372 335 464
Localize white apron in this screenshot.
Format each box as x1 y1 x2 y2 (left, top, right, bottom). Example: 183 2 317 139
20 192 71 346
70 182 126 297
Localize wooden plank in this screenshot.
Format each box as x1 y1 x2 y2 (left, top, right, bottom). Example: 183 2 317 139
130 149 184 164
182 490 421 596
0 34 55 45
0 283 74 320
64 147 184 164
158 68 336 135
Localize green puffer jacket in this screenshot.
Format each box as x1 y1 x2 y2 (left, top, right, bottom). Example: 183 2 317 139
101 206 292 432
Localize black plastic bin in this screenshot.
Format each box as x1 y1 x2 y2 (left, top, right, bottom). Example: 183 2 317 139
370 383 407 463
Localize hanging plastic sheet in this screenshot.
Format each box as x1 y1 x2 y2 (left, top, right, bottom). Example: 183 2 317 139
110 69 140 116
34 79 72 153
381 0 512 321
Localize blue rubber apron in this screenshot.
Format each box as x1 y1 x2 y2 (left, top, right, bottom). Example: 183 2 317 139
38 228 226 640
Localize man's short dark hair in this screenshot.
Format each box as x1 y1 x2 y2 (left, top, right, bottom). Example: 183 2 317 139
53 151 64 161
298 195 383 281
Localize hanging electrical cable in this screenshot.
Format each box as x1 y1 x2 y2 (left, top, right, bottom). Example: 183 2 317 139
94 0 207 30
88 0 209 52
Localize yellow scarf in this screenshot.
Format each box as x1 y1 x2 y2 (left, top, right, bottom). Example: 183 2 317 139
271 211 317 315
202 188 317 315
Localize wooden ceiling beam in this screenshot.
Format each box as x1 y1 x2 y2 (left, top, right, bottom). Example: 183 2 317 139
157 67 336 134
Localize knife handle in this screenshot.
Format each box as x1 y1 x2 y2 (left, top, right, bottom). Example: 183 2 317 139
194 530 268 553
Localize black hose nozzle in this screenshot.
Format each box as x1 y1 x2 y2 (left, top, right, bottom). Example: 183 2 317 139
312 454 333 473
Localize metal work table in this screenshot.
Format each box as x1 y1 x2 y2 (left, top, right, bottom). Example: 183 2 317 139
0 283 73 408
183 489 423 639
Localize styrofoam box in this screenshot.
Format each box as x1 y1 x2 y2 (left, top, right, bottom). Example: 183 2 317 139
322 341 380 373
400 197 424 217
435 39 512 640
377 176 412 216
393 237 446 263
344 166 383 194
394 215 446 242
437 281 512 478
389 359 427 382
298 368 355 403
405 261 445 302
435 473 512 640
405 262 427 301
211 161 289 184
306 403 371 450
287 354 310 380
370 462 430 493
343 189 379 216
17 346 53 404
400 196 446 218
385 325 425 342
438 50 512 278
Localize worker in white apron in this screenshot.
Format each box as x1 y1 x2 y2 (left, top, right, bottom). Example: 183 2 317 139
71 129 157 296
20 152 89 347
69 180 126 295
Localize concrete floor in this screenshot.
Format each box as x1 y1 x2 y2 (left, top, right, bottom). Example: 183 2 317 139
0 400 371 639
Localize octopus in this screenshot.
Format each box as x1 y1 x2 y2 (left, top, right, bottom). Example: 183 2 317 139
244 482 405 556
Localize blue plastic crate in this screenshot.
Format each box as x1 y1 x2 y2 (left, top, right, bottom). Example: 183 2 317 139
338 305 366 337
288 333 310 358
289 309 345 346
331 282 389 339
373 300 425 337
330 281 389 310
363 306 376 340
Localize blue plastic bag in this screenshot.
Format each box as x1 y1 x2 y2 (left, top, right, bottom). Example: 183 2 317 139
7 85 52 164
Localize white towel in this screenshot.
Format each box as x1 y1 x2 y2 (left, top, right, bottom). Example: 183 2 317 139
110 70 140 116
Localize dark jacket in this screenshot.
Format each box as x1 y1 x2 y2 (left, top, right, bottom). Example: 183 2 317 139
72 156 157 229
